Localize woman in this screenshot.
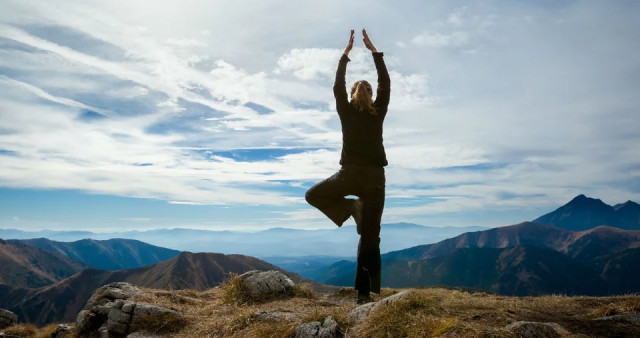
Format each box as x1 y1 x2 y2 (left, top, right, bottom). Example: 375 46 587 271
305 29 390 304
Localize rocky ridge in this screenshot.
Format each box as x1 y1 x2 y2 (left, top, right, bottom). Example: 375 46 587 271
2 270 639 337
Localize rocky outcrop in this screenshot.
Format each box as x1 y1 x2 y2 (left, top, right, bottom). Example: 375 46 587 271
0 309 17 329
76 282 141 333
295 316 339 338
505 321 567 338
76 282 183 337
239 270 295 301
349 290 413 322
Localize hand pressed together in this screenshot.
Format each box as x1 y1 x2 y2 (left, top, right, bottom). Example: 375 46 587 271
343 29 378 56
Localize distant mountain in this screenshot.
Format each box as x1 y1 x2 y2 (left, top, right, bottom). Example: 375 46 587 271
0 239 85 288
328 246 603 296
0 251 313 326
12 238 180 270
0 229 95 242
262 256 354 282
534 194 640 230
321 221 640 295
382 222 640 262
0 223 488 257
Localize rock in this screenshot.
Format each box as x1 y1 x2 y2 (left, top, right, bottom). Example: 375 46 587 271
53 324 73 338
108 307 133 334
77 282 183 337
86 283 141 308
97 324 110 338
100 283 141 301
0 309 17 329
295 316 339 338
130 304 181 331
122 301 136 314
595 314 640 324
349 290 413 322
253 311 302 322
239 270 295 300
76 309 102 332
505 321 566 338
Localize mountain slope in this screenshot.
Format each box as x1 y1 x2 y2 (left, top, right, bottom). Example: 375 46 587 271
534 194 640 230
13 238 180 270
593 247 640 294
328 246 603 296
382 222 640 262
0 251 312 325
0 239 85 288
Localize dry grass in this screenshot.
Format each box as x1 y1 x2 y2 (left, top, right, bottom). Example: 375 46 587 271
33 324 58 338
1 323 78 338
133 312 189 335
590 296 640 317
2 324 37 337
5 287 640 337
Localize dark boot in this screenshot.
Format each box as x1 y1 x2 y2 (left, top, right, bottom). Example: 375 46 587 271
357 291 374 304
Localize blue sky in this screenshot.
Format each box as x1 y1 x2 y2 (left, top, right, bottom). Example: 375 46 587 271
1 1 639 232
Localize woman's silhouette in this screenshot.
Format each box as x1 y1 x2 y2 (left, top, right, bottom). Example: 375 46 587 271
306 29 390 304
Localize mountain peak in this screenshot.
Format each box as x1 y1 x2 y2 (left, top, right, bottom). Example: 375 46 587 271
534 195 640 231
566 194 607 207
613 200 640 211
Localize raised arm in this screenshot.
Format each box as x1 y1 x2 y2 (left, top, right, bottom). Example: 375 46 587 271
363 29 390 111
333 30 354 114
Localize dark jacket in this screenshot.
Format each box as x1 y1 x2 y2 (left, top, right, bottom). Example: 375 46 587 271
333 52 390 167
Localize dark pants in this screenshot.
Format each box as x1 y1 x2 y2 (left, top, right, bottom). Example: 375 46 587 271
305 164 385 294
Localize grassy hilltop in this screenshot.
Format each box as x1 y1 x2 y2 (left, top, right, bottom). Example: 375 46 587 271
4 282 639 338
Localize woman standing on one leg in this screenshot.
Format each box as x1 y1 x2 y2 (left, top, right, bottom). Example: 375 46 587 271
305 29 390 304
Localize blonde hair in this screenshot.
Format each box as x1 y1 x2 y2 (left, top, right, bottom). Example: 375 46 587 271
350 80 376 115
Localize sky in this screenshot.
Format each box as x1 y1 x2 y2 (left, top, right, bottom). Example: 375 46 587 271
0 0 639 232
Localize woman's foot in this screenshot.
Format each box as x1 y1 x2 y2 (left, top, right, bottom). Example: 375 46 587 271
357 292 374 304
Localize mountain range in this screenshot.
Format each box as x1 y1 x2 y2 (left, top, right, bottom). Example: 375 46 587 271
382 222 640 261
0 251 313 326
0 223 486 257
10 238 180 270
321 195 640 295
0 239 85 288
1 194 639 325
324 223 640 295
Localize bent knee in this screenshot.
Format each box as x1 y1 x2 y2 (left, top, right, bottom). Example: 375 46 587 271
305 188 316 205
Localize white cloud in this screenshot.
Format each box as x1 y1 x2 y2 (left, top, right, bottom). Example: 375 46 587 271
275 48 340 81
0 1 639 229
411 31 469 48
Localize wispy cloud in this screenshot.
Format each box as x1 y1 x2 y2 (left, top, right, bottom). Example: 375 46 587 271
0 1 639 229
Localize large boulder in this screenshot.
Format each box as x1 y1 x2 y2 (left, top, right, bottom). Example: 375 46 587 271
239 270 295 301
505 321 566 338
0 309 17 329
77 283 141 333
76 282 183 337
295 316 339 338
